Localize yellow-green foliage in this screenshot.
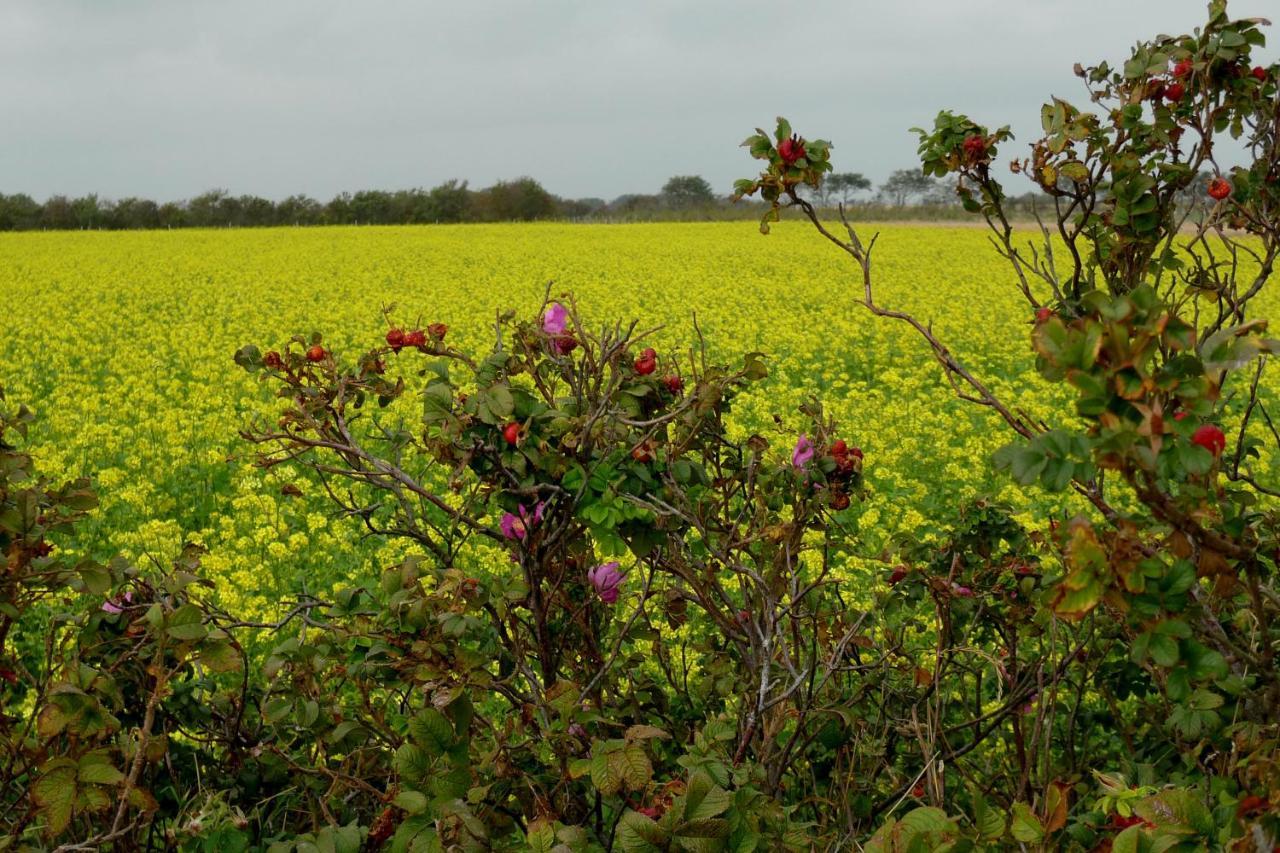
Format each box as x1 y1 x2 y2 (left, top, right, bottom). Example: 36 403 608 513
0 222 1232 613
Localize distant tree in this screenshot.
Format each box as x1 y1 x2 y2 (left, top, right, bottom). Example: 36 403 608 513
237 195 274 227
827 172 873 204
1176 170 1214 206
559 197 607 219
477 177 557 221
661 175 716 209
275 195 323 226
187 190 229 227
424 180 471 223
880 169 937 206
0 193 41 230
609 194 661 216
40 196 76 230
325 192 355 225
110 197 161 229
157 202 187 229
71 194 105 229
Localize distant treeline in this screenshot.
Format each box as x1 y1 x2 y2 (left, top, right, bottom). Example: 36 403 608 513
0 170 1217 231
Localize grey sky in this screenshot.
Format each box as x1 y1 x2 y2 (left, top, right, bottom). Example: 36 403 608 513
0 1 1273 203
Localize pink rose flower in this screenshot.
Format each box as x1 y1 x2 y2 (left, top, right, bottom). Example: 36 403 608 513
543 303 568 336
587 561 625 604
500 502 544 541
102 591 133 614
792 434 815 469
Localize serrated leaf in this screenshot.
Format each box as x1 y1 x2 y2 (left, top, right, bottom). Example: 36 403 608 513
199 639 243 673
77 751 125 785
684 772 732 822
31 762 77 836
408 708 453 755
166 604 207 641
393 790 429 815
1010 802 1044 842
616 810 669 851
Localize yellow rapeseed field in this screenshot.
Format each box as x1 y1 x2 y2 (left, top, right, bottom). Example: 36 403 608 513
5 222 1268 614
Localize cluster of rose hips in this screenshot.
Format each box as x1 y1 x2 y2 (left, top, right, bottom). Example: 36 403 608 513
385 323 447 353
827 439 862 510
1150 56 1269 105
261 345 327 368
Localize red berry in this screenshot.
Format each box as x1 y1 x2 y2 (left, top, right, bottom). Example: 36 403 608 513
1173 411 1189 421
1035 307 1053 323
831 439 848 457
631 444 654 463
1172 58 1194 78
1192 424 1226 456
428 322 448 341
962 134 986 160
306 345 326 363
831 492 850 510
385 328 405 350
850 447 863 460
263 351 283 369
911 783 925 799
663 374 684 393
405 329 427 348
502 422 520 446
1164 81 1186 102
777 136 806 166
889 566 908 585
736 609 751 623
1252 65 1268 82
1207 177 1232 201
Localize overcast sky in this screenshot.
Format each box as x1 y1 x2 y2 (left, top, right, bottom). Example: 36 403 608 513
0 1 1273 203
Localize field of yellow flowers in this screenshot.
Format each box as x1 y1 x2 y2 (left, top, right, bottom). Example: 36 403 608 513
0 222 1216 614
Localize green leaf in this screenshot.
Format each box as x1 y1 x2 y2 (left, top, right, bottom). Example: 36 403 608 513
167 604 207 641
77 562 112 595
393 790 429 815
407 708 454 755
31 761 77 836
616 810 669 851
394 744 434 786
77 751 125 785
590 750 624 796
199 639 243 672
684 772 732 821
1010 802 1044 843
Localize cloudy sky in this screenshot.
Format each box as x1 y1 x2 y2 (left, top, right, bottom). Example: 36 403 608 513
0 1 1273 203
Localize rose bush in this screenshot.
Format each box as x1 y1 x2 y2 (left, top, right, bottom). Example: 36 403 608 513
3 1 1280 850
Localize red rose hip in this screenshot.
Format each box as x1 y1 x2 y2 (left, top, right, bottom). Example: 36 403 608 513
1191 424 1225 456
502 422 520 446
1207 177 1232 201
306 345 326 363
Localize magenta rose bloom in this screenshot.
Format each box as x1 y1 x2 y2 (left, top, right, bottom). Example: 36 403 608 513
587 561 625 604
500 502 544 541
792 434 815 469
543 303 568 336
